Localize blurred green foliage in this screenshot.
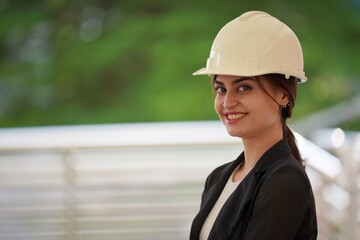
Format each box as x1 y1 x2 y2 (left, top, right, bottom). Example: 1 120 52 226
0 0 359 128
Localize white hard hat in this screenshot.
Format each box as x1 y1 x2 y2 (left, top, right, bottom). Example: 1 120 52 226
193 11 307 82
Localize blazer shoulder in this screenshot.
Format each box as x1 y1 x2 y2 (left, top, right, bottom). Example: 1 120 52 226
263 155 313 190
272 155 308 175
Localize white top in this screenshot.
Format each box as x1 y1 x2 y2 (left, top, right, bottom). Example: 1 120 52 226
199 165 242 240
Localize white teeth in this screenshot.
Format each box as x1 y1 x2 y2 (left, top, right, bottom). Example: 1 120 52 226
227 113 246 120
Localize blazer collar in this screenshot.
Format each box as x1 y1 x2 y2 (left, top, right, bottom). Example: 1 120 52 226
253 138 292 174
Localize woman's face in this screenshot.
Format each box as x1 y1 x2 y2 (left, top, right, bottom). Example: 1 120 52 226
213 75 288 139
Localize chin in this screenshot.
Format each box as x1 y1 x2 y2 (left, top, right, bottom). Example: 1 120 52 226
225 128 242 138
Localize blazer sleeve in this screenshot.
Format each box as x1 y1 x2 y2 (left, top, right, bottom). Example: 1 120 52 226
242 166 315 240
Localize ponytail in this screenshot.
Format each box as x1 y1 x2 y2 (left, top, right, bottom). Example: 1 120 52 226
256 74 304 165
283 122 303 164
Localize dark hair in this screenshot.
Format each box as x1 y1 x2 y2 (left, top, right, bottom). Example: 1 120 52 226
254 74 303 164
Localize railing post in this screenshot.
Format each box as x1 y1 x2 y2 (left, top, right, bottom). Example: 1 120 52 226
62 150 78 240
345 152 360 240
335 147 360 240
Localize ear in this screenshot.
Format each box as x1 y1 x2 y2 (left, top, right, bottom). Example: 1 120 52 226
278 91 290 106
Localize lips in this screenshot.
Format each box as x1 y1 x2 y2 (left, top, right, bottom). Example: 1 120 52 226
224 112 248 123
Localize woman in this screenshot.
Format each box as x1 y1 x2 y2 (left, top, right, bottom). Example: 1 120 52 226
190 11 317 240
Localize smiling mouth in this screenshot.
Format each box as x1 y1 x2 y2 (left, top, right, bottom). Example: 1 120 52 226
226 113 247 121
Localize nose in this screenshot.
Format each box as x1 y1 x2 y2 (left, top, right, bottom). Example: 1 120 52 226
223 92 238 109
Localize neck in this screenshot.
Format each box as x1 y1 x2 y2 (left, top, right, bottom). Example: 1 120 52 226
241 127 284 171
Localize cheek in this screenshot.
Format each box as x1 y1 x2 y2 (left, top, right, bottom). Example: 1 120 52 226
251 96 280 118
260 101 281 120
214 96 222 115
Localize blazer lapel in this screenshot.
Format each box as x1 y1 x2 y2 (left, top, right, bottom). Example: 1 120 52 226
190 155 244 240
208 170 258 239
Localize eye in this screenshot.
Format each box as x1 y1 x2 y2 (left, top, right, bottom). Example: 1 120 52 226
238 85 252 92
214 86 226 94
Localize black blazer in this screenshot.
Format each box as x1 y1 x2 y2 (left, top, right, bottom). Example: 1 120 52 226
190 139 317 240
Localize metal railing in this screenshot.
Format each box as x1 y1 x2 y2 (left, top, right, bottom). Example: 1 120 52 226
0 121 352 239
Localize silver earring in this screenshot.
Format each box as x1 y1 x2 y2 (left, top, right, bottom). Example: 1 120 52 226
282 103 290 109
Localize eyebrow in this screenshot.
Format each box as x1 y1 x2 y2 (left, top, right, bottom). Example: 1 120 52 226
213 77 254 85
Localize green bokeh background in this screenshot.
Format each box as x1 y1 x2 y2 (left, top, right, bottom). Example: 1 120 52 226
0 0 359 129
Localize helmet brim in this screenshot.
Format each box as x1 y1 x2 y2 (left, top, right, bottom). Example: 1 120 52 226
192 67 307 83
192 68 208 76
